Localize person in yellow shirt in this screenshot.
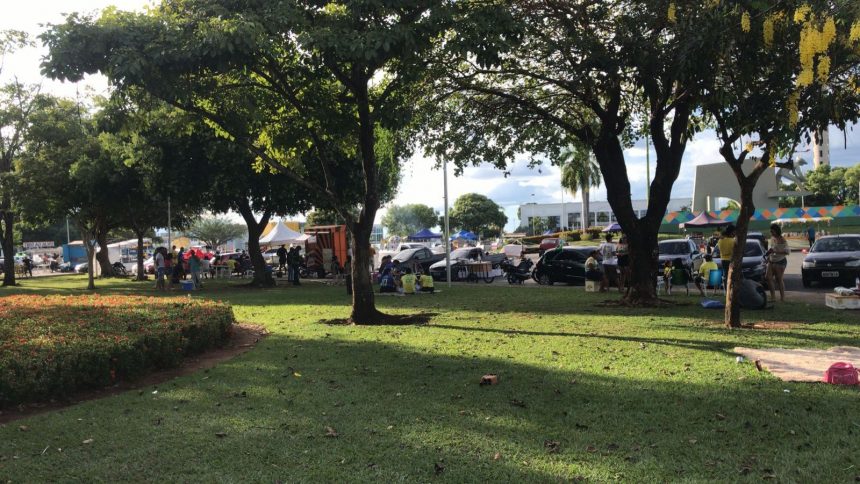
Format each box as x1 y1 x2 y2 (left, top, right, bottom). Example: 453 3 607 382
401 268 416 294
419 273 435 293
716 225 736 284
699 254 719 281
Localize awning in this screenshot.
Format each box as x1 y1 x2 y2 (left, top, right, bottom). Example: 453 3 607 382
679 212 732 229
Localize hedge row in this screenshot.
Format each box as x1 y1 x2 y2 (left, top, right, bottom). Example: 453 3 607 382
520 228 607 244
0 294 234 407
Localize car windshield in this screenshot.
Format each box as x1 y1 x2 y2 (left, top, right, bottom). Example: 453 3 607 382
394 249 420 260
812 238 860 253
450 248 474 259
743 242 763 257
659 242 690 255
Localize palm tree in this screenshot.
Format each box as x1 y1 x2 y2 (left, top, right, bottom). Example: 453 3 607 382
560 144 602 231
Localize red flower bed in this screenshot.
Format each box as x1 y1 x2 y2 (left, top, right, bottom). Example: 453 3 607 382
0 294 234 407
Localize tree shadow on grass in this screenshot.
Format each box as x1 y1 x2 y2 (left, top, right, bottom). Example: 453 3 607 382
424 323 738 356
2 334 858 482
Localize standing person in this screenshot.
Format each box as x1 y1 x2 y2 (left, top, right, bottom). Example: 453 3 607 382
330 254 341 279
806 225 816 248
343 255 352 295
189 251 202 290
289 247 301 286
177 247 186 279
615 236 630 293
717 225 736 285
766 223 790 302
154 247 166 290
598 233 617 292
276 245 288 274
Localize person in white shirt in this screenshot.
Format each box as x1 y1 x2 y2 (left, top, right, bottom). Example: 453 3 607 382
598 233 617 292
154 248 166 290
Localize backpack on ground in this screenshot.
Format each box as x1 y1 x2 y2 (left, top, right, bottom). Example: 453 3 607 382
824 362 859 385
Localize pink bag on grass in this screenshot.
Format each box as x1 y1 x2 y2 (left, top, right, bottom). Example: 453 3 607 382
823 362 859 385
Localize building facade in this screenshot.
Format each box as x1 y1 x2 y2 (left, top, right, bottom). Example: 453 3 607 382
519 198 691 231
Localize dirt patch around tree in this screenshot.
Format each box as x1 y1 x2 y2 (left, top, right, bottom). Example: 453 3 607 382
0 322 267 424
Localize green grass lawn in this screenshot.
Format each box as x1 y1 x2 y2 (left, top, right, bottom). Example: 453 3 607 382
1 275 859 482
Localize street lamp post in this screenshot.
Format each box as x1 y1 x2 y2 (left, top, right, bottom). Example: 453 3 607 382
443 158 451 288
530 194 535 235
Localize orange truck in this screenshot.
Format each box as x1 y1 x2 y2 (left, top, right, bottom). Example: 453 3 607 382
304 225 349 276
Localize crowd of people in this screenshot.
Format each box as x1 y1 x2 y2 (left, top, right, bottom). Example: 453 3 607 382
582 223 793 303
377 255 434 295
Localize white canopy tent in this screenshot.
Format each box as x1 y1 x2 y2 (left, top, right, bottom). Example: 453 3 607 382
259 222 310 246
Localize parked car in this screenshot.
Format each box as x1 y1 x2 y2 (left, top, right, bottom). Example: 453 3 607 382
532 246 597 285
658 239 703 273
712 240 767 282
538 238 563 256
74 262 88 273
392 247 445 275
801 235 860 287
746 232 769 251
429 247 506 281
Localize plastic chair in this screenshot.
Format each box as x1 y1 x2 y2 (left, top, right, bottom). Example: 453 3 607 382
670 268 690 295
706 269 724 296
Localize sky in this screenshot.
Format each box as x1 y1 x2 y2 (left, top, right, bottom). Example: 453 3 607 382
4 1 860 232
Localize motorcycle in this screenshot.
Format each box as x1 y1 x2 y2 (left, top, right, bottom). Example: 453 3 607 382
112 261 129 277
501 257 533 284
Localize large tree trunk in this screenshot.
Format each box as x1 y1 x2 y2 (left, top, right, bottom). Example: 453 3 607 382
1 208 15 287
349 78 385 324
135 229 146 281
625 226 659 301
349 216 383 323
237 203 274 288
95 226 114 278
80 224 97 290
725 186 754 328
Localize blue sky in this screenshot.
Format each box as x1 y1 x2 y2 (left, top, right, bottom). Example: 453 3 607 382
4 1 859 232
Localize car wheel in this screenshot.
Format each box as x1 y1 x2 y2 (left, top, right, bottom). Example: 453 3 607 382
538 273 553 285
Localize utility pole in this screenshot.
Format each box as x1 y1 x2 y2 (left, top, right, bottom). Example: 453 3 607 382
443 158 451 288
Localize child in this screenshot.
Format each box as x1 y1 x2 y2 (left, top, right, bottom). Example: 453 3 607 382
401 268 416 295
663 260 673 295
414 270 423 292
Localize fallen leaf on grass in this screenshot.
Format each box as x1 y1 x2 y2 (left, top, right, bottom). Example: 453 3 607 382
715 413 727 420
544 440 561 453
215 432 227 438
510 399 527 408
82 439 94 445
688 439 698 444
325 426 339 438
586 445 597 453
18 425 28 432
434 462 445 475
493 452 501 461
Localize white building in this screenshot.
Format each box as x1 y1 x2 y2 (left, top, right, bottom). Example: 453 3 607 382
519 198 690 231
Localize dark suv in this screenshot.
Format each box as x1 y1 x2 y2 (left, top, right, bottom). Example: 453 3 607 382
532 247 597 285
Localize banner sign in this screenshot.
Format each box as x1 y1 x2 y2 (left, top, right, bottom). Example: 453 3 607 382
23 241 55 249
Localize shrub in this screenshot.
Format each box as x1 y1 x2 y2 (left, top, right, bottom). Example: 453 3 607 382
0 295 234 407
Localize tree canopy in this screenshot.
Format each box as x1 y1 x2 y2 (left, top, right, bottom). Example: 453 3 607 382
185 217 246 251
41 0 452 322
447 193 507 239
382 204 438 236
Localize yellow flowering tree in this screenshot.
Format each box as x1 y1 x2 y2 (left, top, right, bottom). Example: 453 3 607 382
701 1 860 327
